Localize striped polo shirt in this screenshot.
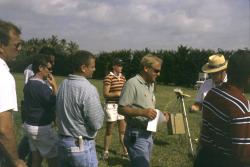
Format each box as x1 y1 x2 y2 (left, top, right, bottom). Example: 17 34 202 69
104 72 126 103
200 83 250 162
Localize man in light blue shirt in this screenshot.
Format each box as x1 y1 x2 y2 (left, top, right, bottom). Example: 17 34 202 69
56 50 104 167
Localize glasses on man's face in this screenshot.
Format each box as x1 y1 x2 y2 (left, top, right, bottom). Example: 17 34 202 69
151 67 161 73
8 42 21 51
13 42 22 51
45 66 52 72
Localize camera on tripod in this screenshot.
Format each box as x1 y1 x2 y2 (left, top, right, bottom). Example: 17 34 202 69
170 88 194 157
174 88 191 98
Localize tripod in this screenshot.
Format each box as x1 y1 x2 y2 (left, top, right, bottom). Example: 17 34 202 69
174 89 194 158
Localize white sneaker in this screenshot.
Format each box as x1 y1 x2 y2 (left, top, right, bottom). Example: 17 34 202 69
102 151 109 160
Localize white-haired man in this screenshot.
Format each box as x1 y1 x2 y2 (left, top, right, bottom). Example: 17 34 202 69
191 54 227 112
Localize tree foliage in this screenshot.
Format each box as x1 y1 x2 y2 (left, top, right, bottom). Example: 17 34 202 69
10 36 248 89
9 35 79 76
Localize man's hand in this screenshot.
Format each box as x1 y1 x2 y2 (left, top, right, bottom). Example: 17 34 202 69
143 108 157 120
190 102 202 113
47 73 56 87
0 111 20 166
163 112 170 122
47 73 58 94
14 159 27 167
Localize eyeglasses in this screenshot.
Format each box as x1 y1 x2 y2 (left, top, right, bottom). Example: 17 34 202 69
14 42 22 51
151 67 161 73
45 66 52 72
9 42 22 51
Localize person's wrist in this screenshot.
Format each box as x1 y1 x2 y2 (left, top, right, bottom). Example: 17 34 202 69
140 109 147 117
51 84 58 90
14 159 26 167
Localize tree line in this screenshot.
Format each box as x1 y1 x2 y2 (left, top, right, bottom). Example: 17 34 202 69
9 35 249 88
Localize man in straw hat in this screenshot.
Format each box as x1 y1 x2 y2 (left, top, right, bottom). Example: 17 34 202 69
191 54 227 112
194 50 250 167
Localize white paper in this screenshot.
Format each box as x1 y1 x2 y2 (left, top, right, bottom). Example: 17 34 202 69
158 111 166 124
147 109 160 132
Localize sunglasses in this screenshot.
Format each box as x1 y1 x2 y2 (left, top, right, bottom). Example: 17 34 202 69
151 67 161 73
9 42 22 51
45 66 53 72
13 42 22 51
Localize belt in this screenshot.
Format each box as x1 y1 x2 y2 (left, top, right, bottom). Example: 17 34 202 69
59 134 94 141
105 102 119 104
127 126 147 131
25 121 51 126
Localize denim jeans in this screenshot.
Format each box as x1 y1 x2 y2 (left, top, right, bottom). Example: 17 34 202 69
124 128 153 167
57 135 98 167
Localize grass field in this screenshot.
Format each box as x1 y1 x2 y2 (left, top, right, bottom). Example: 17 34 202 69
13 73 250 167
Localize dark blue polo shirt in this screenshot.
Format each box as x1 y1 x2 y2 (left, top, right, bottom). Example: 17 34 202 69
23 78 56 126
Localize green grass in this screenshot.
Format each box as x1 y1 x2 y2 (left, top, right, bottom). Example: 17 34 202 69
13 73 250 167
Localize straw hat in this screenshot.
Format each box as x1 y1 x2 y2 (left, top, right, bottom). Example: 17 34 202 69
202 54 227 73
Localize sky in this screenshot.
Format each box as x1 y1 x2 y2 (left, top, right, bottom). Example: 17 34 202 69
0 0 249 53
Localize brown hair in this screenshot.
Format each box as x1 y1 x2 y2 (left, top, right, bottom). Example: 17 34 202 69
0 19 21 46
139 54 162 71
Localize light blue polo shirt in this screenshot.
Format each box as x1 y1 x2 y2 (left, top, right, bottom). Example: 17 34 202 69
56 74 104 139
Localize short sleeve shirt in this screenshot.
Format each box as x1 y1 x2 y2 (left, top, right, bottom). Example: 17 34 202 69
195 76 227 103
24 64 34 84
103 72 126 103
0 58 18 113
195 79 215 103
119 74 155 128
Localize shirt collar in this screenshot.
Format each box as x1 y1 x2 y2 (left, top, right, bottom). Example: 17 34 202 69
222 82 244 95
136 74 152 86
223 74 228 82
109 71 121 77
29 76 47 84
68 74 87 81
0 58 9 71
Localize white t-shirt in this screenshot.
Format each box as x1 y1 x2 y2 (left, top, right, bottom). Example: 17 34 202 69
195 76 227 103
0 58 18 113
24 64 34 84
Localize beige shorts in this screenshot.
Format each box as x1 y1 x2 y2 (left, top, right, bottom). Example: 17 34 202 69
23 123 58 158
105 103 125 122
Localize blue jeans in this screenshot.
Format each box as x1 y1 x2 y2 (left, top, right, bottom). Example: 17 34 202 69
124 128 153 167
57 135 98 167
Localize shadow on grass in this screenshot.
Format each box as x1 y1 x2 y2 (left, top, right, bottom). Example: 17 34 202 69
96 144 130 166
96 144 118 155
153 138 170 146
104 156 130 167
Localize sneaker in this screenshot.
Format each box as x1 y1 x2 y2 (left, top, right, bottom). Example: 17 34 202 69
122 152 129 160
102 151 109 160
